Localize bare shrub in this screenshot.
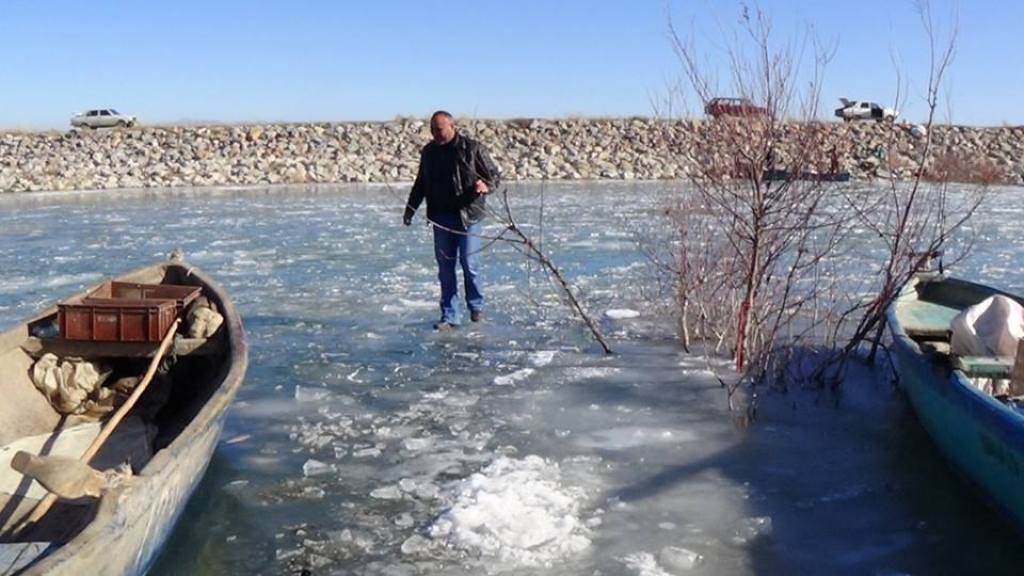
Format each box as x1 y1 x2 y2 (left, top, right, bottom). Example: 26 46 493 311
832 1 987 372
657 5 853 403
924 149 1005 185
507 118 536 129
651 1 986 407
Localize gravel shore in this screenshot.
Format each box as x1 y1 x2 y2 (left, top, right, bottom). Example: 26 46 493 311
2 118 1021 192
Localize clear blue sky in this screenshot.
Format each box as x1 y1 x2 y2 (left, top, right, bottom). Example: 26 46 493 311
1 0 1020 128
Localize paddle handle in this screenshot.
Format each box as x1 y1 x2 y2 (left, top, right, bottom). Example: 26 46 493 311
11 319 181 536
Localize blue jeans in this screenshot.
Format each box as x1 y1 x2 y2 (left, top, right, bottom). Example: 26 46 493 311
432 211 483 323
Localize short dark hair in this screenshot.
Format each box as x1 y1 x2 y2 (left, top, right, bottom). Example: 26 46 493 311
430 110 453 122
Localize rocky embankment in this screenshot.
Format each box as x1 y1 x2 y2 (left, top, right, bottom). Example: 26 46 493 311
1 119 1021 192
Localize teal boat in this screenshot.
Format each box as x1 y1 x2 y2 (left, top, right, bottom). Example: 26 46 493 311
887 274 1024 530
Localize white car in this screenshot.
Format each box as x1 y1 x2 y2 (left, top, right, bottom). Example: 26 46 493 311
71 109 138 129
834 98 897 122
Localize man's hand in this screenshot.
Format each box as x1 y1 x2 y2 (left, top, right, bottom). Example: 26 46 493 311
403 207 414 226
474 179 490 194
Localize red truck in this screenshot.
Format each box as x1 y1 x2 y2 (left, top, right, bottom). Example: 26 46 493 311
704 97 767 119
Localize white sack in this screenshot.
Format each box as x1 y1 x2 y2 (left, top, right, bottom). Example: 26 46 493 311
950 295 1024 357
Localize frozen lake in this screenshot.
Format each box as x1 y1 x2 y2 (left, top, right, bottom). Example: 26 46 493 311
1 182 1024 575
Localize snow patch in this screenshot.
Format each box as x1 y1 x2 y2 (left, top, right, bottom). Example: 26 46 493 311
429 455 591 567
605 308 641 320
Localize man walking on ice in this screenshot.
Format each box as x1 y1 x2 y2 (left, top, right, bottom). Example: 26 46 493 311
403 110 502 330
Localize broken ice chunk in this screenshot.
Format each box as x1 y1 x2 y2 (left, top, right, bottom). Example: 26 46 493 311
733 515 773 544
301 486 326 499
493 368 535 386
659 546 704 570
528 350 557 367
605 308 641 319
400 534 432 555
295 386 331 402
402 437 434 451
275 548 302 561
619 552 672 576
394 513 415 529
370 485 403 500
302 458 334 478
353 447 382 458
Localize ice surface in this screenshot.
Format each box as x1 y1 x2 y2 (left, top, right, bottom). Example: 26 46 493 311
3 183 1023 576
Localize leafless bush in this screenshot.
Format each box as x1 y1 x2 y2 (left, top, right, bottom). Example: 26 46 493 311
832 1 986 372
507 118 536 129
923 150 1005 185
658 5 852 401
651 1 986 408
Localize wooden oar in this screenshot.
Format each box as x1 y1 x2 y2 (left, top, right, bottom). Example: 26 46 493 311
9 319 181 537
10 452 108 500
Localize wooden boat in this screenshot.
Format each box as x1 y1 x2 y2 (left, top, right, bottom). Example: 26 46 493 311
0 256 247 574
762 168 851 182
887 274 1024 530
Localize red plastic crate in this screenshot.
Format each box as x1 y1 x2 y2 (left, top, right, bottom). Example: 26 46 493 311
57 281 201 342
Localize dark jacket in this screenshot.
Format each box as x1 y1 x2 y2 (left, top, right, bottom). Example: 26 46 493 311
405 131 501 226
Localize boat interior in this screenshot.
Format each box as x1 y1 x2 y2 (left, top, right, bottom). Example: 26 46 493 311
897 277 1024 400
0 265 229 563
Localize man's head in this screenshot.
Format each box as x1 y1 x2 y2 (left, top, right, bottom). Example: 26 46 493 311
430 110 457 145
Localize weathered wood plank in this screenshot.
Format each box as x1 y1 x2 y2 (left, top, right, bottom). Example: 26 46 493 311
954 355 1013 378
19 337 219 359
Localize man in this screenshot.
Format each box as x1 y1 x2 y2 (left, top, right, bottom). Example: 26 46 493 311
404 111 501 330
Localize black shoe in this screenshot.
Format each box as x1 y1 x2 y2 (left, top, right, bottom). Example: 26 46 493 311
434 320 456 331
470 310 482 322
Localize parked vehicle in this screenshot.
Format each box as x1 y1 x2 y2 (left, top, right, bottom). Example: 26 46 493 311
704 97 767 118
0 254 247 575
887 273 1024 532
70 109 138 129
834 98 897 122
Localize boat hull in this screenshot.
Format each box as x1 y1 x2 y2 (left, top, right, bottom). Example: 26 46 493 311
18 262 247 575
888 280 1024 531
